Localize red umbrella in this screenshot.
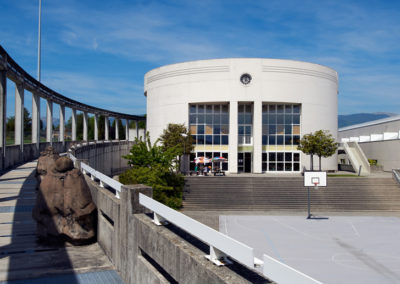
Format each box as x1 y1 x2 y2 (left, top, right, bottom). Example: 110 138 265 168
194 156 211 164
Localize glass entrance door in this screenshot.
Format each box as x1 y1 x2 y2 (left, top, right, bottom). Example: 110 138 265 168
238 152 252 173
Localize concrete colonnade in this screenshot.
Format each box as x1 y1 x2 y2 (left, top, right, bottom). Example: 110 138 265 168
15 83 24 150
0 77 142 147
0 71 7 163
0 45 145 171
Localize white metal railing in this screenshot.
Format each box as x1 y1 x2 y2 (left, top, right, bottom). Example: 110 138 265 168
67 150 321 283
68 152 121 199
392 169 400 186
263 254 322 284
68 152 77 163
139 193 257 267
139 193 322 284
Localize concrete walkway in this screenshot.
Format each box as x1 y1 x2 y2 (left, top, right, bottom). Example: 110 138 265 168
0 161 123 283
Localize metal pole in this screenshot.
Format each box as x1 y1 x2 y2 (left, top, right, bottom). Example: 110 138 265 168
307 187 311 219
37 0 42 81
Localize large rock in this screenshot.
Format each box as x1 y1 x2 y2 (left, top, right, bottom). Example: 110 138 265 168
36 146 59 183
33 147 97 245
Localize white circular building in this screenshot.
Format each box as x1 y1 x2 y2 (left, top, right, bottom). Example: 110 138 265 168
145 58 338 174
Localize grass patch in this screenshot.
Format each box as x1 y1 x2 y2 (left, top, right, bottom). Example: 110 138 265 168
328 174 362 177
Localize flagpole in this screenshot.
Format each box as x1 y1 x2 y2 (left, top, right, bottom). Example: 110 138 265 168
37 0 42 82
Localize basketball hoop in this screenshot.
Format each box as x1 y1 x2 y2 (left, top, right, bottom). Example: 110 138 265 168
304 172 327 219
312 177 320 190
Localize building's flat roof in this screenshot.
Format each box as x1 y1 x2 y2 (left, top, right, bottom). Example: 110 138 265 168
339 115 400 132
145 57 337 78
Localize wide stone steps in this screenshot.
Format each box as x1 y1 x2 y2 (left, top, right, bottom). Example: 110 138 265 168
182 176 400 211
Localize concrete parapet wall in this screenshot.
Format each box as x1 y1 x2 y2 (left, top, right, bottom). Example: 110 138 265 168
83 174 269 283
70 141 133 176
75 141 269 283
0 141 73 171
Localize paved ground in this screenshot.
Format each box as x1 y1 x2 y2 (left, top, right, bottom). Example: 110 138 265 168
220 214 400 284
0 161 122 283
0 270 123 284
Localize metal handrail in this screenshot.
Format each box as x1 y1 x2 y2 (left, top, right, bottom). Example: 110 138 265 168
392 169 400 186
68 152 122 199
139 193 322 284
139 193 256 267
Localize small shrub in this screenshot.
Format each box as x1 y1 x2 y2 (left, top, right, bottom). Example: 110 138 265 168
120 135 184 209
368 159 378 166
119 166 184 209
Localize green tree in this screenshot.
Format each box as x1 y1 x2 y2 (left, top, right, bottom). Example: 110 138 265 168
6 116 15 132
297 130 338 171
23 108 32 134
120 135 183 209
6 107 32 132
314 130 338 171
129 118 146 130
66 114 107 141
111 119 124 140
159 123 194 172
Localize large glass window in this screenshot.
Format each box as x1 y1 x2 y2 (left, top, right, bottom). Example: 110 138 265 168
189 104 229 146
262 152 300 172
262 103 301 172
262 103 301 146
238 103 253 145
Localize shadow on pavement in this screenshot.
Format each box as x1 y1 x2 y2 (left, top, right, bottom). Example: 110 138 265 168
0 170 79 283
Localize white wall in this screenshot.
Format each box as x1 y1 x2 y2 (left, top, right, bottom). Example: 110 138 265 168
145 58 338 172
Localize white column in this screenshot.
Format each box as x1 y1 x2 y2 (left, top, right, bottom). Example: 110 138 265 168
253 100 262 173
94 114 99 141
144 120 147 140
135 120 139 140
46 99 53 143
105 116 109 140
15 83 24 148
228 101 238 173
125 119 129 141
0 71 6 163
83 111 88 141
32 93 40 147
59 105 65 143
71 109 77 141
115 118 119 140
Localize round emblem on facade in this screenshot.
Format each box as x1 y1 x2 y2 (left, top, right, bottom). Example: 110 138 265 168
240 73 252 85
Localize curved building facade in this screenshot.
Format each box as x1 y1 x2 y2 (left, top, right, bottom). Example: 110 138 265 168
145 58 338 173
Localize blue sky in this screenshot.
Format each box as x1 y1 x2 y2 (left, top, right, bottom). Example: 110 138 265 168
1 0 400 118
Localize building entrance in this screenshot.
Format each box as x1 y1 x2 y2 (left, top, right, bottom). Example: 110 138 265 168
238 152 252 173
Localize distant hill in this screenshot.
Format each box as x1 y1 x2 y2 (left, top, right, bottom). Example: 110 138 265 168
338 113 398 128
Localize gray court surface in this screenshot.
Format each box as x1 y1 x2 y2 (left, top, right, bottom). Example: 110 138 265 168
220 215 400 284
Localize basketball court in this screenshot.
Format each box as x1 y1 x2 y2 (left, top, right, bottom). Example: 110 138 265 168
220 214 400 283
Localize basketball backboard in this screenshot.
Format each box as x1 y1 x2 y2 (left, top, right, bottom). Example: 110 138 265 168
304 171 327 187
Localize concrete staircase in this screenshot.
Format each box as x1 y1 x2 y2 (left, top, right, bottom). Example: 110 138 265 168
182 176 400 212
342 142 371 175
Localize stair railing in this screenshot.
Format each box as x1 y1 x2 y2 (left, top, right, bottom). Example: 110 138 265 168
392 169 400 187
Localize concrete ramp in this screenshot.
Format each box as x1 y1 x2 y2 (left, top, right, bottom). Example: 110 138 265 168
343 142 370 175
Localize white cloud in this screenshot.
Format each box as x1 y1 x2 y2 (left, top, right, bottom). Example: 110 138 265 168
2 0 400 115
42 71 146 114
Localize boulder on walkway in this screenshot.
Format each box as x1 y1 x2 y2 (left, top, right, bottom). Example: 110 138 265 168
36 146 59 182
33 146 97 245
